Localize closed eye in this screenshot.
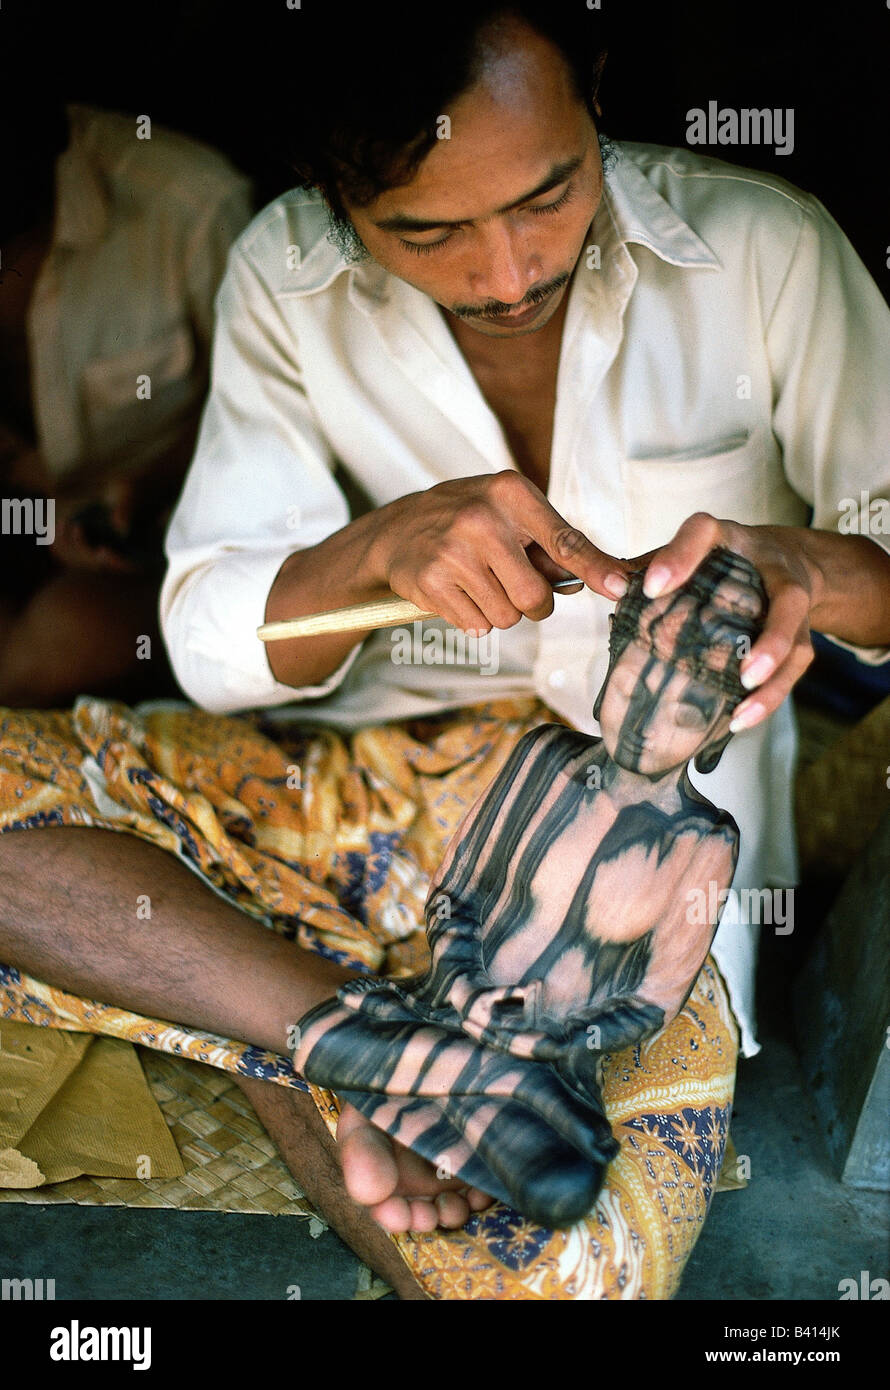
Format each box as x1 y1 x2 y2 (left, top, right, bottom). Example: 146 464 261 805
399 233 453 256
398 182 577 255
527 183 575 216
675 704 710 730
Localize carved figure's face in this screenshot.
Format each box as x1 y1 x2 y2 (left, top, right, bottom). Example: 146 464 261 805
597 640 733 777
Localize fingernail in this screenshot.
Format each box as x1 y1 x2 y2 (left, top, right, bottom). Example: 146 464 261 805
643 564 671 598
730 701 764 733
740 655 774 690
604 572 628 598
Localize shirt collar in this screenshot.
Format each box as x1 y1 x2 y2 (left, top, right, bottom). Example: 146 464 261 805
598 144 721 270
53 104 109 249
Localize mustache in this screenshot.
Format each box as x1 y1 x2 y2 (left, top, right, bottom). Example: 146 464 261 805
451 271 570 321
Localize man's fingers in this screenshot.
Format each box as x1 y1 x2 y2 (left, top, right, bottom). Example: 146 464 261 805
634 512 729 598
728 642 812 733
730 631 814 730
389 472 627 627
491 473 627 598
414 582 493 634
534 514 629 598
523 540 581 586
737 579 811 691
487 547 578 622
458 564 534 629
544 523 630 599
410 535 578 631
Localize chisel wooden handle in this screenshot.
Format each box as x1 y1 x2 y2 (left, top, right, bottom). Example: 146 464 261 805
257 577 583 643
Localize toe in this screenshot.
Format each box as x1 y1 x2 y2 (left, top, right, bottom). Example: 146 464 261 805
335 1101 369 1142
434 1190 470 1228
408 1199 440 1233
370 1195 413 1232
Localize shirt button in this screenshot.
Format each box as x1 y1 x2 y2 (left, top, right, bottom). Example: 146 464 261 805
547 669 567 689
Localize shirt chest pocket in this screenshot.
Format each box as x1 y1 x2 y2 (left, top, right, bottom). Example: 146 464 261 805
79 324 201 463
620 431 769 556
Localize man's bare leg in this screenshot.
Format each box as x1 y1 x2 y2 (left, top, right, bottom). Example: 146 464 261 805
0 570 168 707
228 1075 431 1299
0 827 489 1294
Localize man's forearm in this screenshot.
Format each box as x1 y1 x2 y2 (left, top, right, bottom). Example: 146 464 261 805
799 527 890 647
263 504 397 689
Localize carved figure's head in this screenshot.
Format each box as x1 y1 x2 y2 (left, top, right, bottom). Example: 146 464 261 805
593 547 768 776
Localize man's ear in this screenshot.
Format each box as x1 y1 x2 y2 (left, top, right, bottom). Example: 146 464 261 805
693 731 732 775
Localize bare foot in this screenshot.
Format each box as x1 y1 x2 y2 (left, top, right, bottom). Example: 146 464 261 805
337 1102 495 1233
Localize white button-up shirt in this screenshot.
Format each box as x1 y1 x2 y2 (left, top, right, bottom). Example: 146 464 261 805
161 141 890 1057
27 103 253 486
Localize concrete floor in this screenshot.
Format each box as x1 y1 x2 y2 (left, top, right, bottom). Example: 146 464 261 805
2 920 886 1301
677 925 890 1300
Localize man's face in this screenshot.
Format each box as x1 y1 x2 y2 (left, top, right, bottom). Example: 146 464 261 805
340 23 603 338
597 642 733 778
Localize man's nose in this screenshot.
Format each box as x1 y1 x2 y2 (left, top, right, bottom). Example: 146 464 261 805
468 220 541 305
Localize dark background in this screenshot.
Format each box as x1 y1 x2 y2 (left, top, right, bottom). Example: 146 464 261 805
2 0 888 296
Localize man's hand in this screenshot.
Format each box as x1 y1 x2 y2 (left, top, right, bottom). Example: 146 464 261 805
628 513 826 732
50 484 142 574
367 471 631 633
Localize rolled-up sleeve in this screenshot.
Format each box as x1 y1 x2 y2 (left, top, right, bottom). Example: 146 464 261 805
766 192 890 665
160 230 363 713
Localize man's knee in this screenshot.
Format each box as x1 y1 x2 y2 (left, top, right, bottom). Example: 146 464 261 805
0 617 70 705
0 571 156 704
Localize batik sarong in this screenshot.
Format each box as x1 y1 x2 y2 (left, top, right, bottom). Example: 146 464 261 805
0 694 738 1299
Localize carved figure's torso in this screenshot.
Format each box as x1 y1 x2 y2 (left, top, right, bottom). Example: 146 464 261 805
427 725 739 1023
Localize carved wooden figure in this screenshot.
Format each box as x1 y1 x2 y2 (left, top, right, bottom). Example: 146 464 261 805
293 547 768 1226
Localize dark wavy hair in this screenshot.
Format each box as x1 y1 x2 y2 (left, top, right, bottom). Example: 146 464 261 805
259 0 612 228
